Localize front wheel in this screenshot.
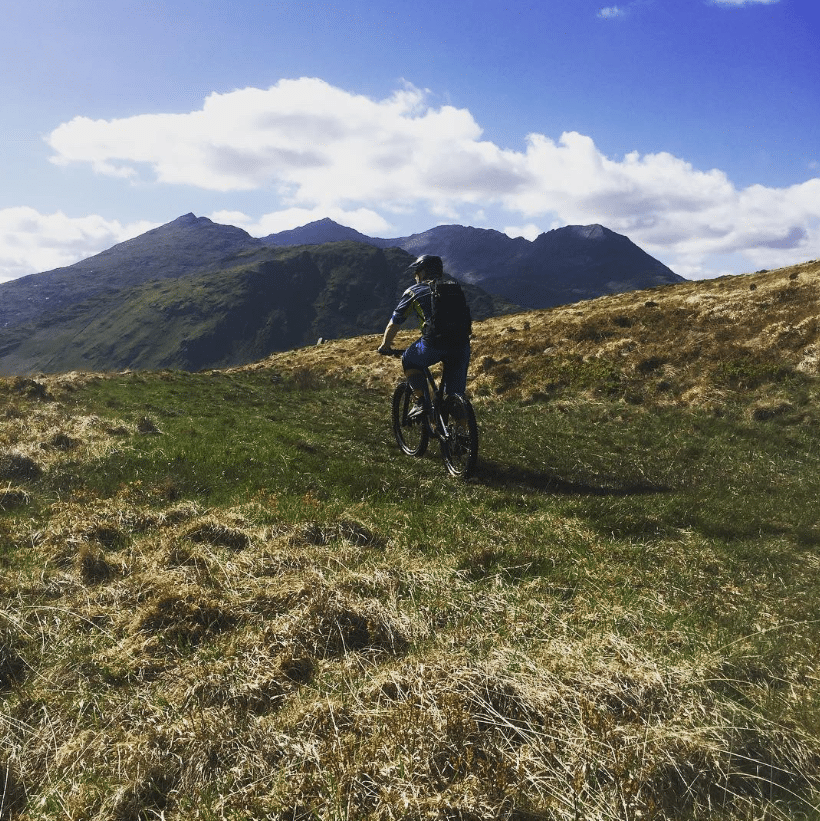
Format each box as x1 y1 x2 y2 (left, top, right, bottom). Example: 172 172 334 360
392 383 429 457
440 394 478 478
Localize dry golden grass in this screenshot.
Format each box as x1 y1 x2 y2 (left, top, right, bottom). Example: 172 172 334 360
7 511 818 819
5 483 819 820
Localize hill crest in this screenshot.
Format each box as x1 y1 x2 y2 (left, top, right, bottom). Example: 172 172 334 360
252 257 820 414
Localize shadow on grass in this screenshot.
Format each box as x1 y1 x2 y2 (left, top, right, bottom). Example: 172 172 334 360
475 458 672 496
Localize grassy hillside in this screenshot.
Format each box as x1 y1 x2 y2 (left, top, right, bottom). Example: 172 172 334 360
1 260 819 820
0 242 517 376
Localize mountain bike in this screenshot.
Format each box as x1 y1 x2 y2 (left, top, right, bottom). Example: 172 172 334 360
382 349 479 479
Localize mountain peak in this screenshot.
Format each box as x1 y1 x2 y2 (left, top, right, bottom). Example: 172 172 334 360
0 213 262 331
261 219 375 246
171 212 202 226
570 224 608 240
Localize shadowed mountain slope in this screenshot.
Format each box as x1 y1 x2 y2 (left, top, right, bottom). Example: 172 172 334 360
0 241 517 375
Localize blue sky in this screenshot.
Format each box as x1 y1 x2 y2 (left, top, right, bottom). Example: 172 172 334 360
1 0 817 283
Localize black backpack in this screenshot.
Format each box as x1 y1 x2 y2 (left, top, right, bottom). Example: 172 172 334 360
427 278 472 346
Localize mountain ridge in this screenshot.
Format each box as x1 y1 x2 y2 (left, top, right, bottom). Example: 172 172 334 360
261 219 684 307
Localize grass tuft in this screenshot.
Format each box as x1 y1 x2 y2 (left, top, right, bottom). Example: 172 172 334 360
0 451 42 481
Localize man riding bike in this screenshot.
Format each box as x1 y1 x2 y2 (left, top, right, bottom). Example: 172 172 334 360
377 254 472 419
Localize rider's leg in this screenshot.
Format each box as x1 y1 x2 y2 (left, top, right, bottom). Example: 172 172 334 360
402 339 442 419
404 368 427 404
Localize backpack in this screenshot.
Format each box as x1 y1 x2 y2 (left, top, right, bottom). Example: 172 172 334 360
427 278 472 346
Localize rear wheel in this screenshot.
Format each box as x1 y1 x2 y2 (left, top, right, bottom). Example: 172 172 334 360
440 394 478 478
392 383 429 457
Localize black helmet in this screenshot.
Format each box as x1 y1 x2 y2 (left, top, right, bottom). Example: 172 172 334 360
408 254 443 279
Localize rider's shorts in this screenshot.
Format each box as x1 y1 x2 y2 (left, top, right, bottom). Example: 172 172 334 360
401 338 471 395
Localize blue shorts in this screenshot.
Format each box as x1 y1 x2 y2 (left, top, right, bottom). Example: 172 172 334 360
401 338 471 395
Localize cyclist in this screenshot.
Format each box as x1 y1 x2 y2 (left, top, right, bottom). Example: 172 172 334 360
377 254 472 418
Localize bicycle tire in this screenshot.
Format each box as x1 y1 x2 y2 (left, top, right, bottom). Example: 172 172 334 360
392 383 429 457
440 394 478 478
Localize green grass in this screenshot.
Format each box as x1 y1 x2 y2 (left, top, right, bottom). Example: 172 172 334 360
31 368 820 666
2 365 820 820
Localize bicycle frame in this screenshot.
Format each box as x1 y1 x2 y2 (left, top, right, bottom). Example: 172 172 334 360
419 364 447 437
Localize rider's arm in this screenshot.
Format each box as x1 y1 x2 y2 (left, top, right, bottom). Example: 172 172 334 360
379 320 400 352
379 284 423 352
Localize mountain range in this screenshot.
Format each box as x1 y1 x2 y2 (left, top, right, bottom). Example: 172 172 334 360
0 214 683 375
262 218 684 308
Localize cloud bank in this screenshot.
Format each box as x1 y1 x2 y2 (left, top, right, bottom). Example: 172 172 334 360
0 208 156 283
1 78 817 282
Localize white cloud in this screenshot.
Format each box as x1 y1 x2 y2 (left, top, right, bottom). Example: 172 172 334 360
598 6 625 19
46 79 518 209
504 223 542 241
711 0 779 5
26 78 820 281
0 208 156 283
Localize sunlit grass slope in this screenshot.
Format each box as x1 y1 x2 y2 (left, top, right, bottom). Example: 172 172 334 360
1 259 819 820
